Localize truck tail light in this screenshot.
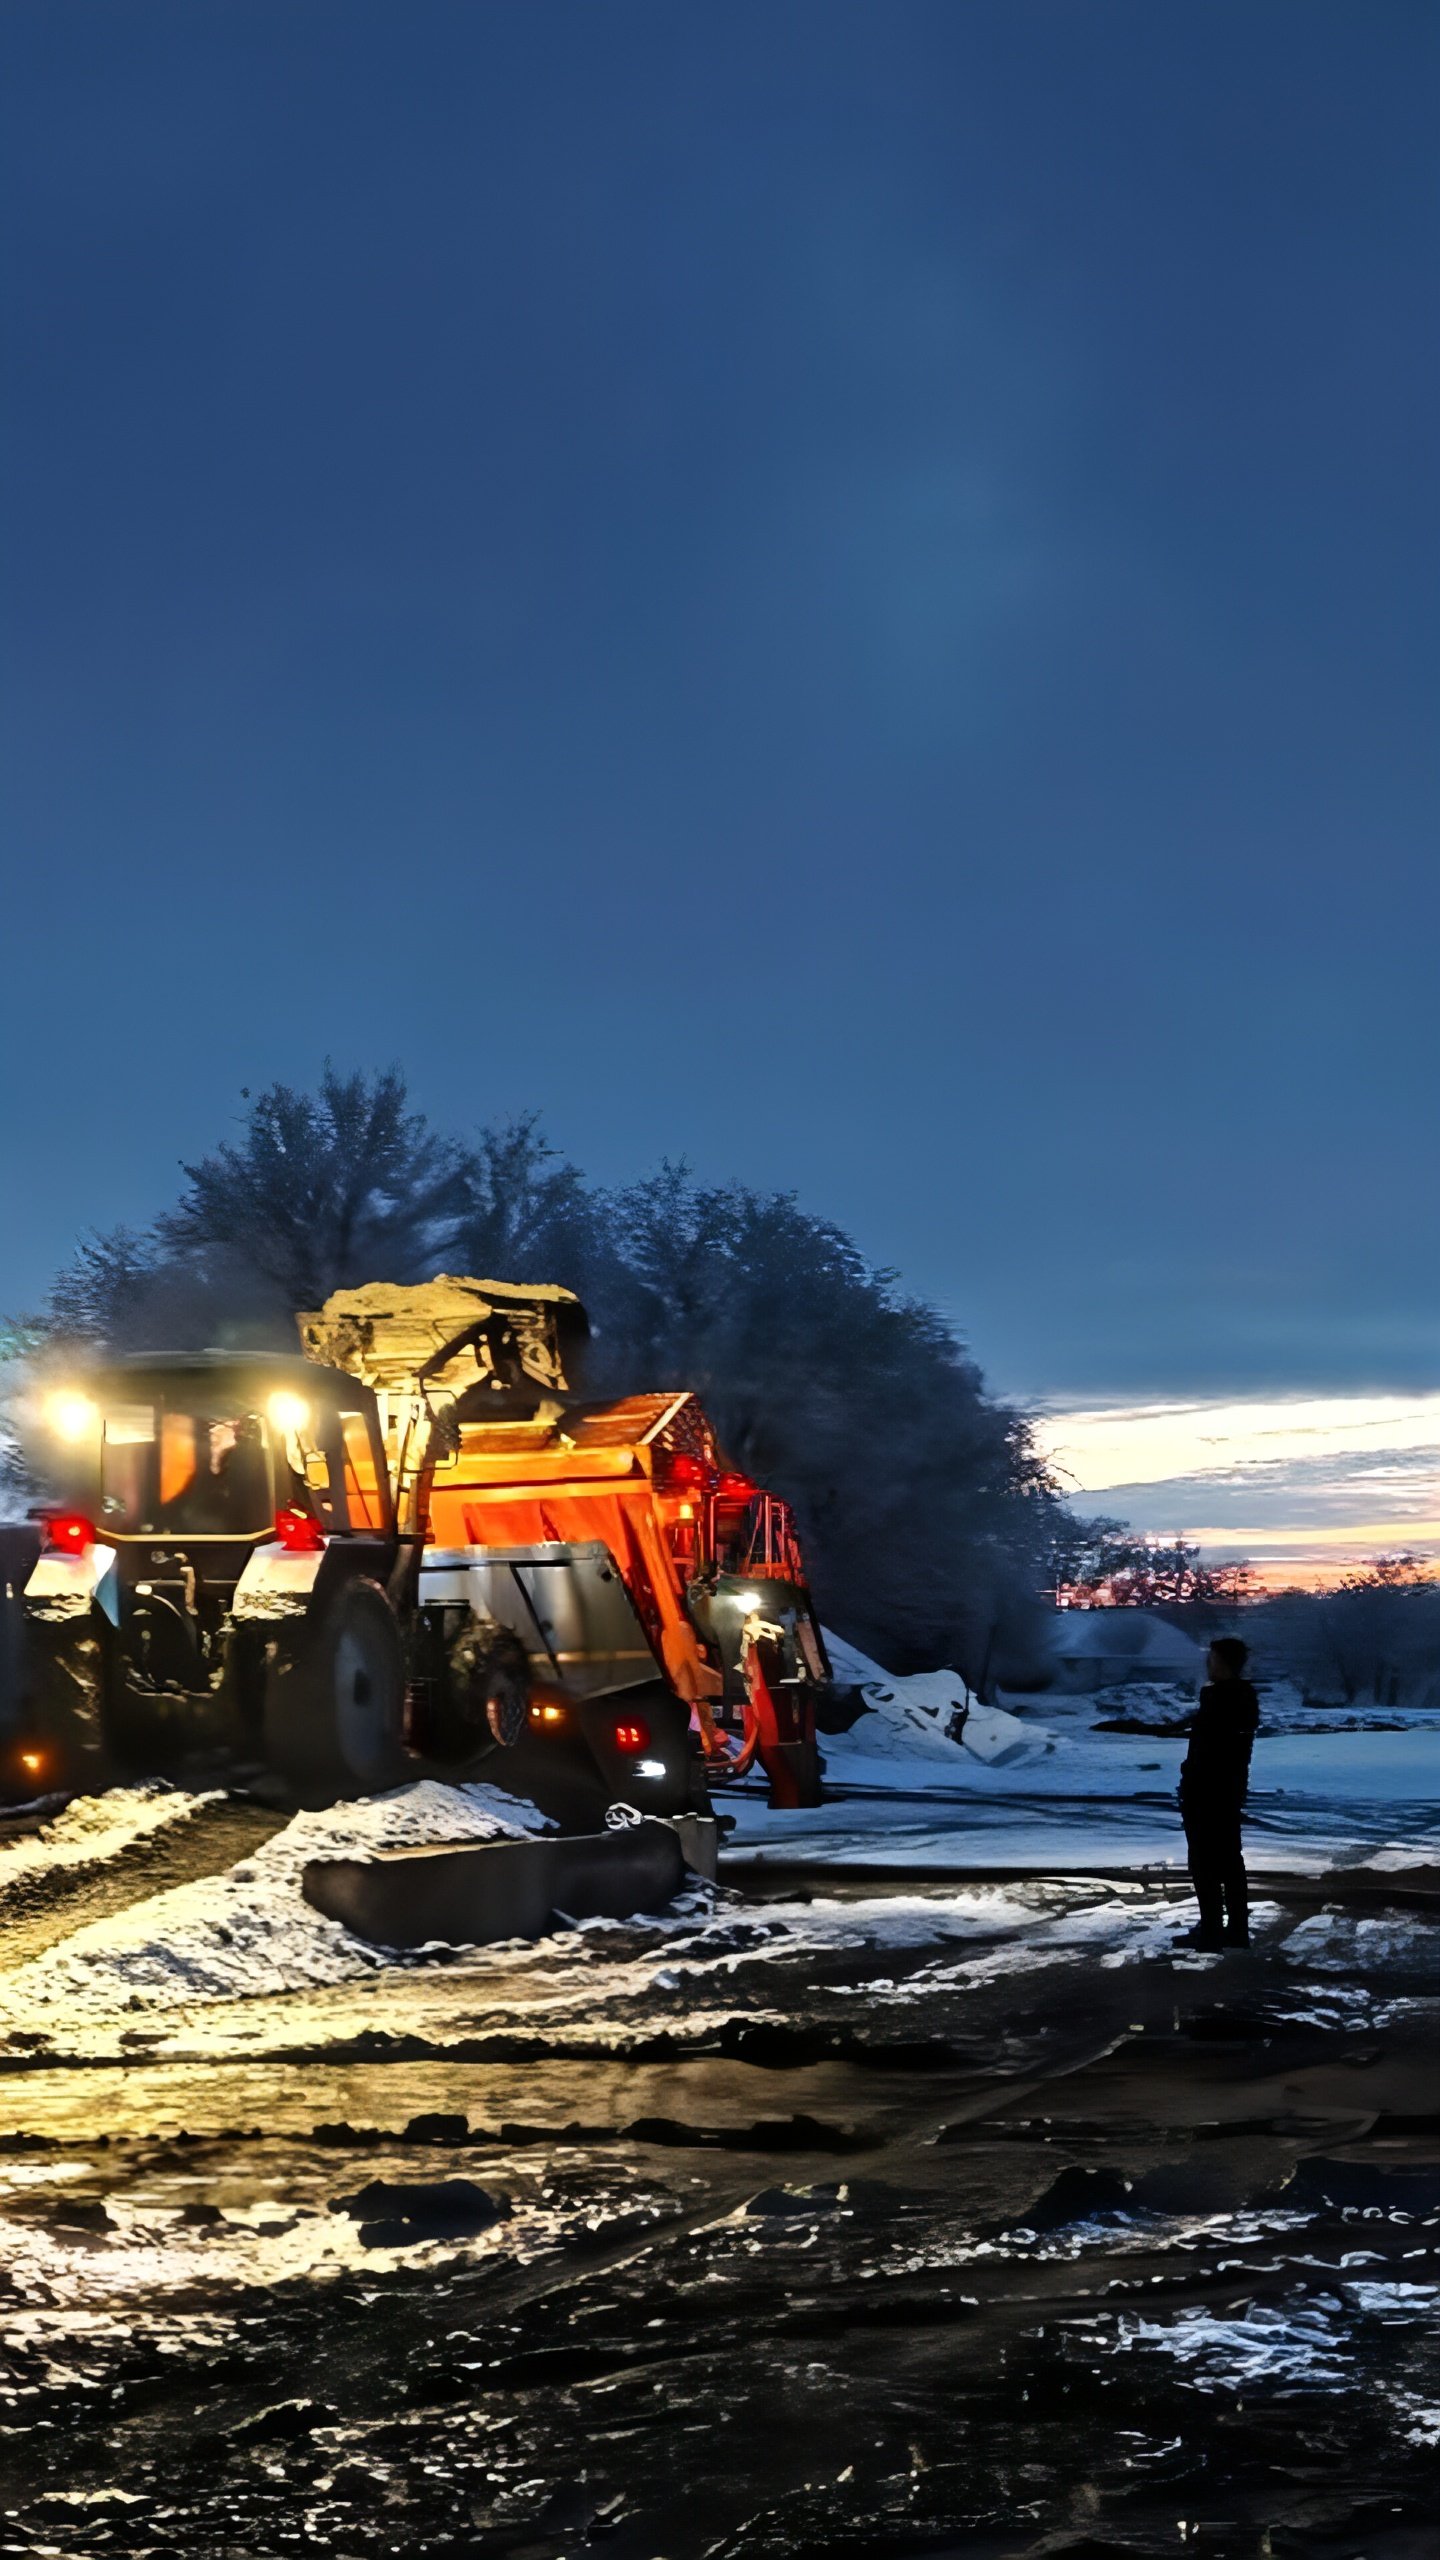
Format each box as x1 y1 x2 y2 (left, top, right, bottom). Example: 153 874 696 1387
274 1508 325 1553
43 1513 96 1556
613 1717 651 1754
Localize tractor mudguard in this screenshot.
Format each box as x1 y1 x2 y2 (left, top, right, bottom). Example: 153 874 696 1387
23 1542 120 1629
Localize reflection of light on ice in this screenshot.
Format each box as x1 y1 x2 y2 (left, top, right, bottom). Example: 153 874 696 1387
1096 2279 1440 2400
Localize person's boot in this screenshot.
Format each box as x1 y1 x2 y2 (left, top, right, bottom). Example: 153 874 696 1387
1223 1876 1250 1948
1178 1880 1225 1951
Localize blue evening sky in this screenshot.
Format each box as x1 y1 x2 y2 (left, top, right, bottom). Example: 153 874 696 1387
2 1 1435 1403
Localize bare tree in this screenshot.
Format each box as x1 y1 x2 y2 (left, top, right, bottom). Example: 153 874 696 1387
586 1167 1059 1683
1051 1526 1255 1614
158 1066 470 1310
451 1116 610 1304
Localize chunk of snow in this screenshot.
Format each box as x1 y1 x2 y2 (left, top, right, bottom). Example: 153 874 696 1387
822 1631 1050 1770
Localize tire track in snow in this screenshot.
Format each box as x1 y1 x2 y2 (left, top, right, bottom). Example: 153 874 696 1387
0 1794 287 1974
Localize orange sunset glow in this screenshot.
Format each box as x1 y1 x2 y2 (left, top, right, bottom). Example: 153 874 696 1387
1036 1393 1440 1592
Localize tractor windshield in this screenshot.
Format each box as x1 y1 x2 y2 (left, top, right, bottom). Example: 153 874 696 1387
98 1404 275 1536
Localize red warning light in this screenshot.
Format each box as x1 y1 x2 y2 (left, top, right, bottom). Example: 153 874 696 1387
43 1513 96 1556
661 1450 709 1492
613 1718 651 1754
274 1508 325 1553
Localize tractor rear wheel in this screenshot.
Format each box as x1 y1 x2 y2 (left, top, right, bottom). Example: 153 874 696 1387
263 1580 408 1806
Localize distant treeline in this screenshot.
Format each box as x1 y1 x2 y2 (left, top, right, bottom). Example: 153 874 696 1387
1052 1513 1439 1706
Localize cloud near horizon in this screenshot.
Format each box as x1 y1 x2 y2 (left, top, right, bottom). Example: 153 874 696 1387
1036 1393 1440 1582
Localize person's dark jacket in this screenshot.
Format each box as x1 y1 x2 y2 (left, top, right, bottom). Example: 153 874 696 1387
1179 1678 1259 1811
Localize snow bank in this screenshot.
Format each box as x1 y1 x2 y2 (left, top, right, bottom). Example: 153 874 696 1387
0 1784 212 1888
0 1781 548 2028
823 1633 1049 1772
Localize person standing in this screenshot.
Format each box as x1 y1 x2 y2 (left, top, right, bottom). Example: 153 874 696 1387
1178 1635 1260 1949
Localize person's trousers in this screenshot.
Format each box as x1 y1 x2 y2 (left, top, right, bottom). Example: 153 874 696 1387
1182 1799 1248 1942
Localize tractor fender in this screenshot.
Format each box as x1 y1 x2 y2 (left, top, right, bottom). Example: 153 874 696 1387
24 1542 120 1628
231 1539 330 1627
233 1540 395 1631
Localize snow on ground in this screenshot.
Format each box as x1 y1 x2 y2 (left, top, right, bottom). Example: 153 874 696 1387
1091 2281 1440 2420
0 1860 1192 2056
0 1781 548 2026
822 1637 1440 1807
1104 2298 1356 2394
0 1783 213 1887
1279 1909 1440 1978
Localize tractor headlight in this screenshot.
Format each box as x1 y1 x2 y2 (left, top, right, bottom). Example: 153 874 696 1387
46 1392 98 1444
267 1390 311 1437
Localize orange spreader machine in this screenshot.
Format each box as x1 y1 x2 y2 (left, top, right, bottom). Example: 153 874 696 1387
299 1277 829 1808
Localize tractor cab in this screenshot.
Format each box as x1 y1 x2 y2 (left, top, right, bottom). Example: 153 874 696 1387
32 1351 393 1567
